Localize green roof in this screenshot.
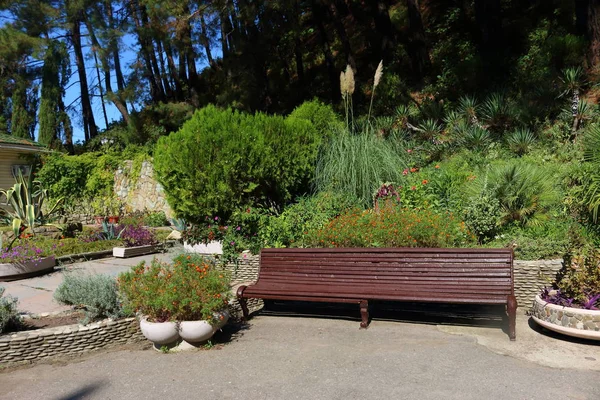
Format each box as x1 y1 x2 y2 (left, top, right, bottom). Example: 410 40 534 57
0 134 46 149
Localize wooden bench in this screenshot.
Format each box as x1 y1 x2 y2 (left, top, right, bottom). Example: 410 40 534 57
237 248 518 340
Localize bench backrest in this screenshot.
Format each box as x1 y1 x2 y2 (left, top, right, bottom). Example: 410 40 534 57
259 248 514 300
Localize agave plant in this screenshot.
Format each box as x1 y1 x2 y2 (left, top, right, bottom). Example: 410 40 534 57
0 171 63 249
506 128 536 156
395 104 416 129
570 99 594 134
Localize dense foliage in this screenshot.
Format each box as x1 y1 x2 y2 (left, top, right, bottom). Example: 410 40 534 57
0 287 20 334
154 105 325 221
117 254 230 323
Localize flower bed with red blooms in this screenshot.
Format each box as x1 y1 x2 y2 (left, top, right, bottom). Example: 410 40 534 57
305 201 475 248
117 254 230 324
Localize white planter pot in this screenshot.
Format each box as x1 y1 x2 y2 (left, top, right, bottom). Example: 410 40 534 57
531 295 600 341
113 245 158 258
183 240 223 255
0 256 55 281
179 311 229 344
139 317 180 346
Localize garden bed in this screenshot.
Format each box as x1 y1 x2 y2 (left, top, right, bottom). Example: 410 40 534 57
0 257 55 282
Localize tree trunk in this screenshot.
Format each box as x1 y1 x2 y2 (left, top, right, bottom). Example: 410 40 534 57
371 0 396 62
200 15 215 67
71 17 97 140
588 0 600 68
311 0 339 101
106 1 125 91
474 0 503 73
328 2 356 70
576 0 589 36
405 0 430 79
164 40 184 100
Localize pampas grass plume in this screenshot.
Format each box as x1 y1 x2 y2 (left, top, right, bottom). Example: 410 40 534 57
374 60 383 88
345 65 355 95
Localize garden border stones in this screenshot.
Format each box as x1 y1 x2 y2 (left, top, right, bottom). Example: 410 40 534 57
0 317 144 366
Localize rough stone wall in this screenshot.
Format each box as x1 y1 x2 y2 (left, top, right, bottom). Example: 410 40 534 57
222 253 263 317
114 160 173 218
514 259 563 308
0 317 144 366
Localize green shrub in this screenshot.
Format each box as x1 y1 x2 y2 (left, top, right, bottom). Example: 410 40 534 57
0 287 21 334
287 99 341 137
464 194 501 243
556 249 600 307
305 201 474 248
54 273 125 323
144 211 168 227
262 192 360 248
314 129 408 207
153 105 322 222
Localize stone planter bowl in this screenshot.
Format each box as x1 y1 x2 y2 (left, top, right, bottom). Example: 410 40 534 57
531 295 600 341
0 256 55 281
179 311 229 344
139 317 180 347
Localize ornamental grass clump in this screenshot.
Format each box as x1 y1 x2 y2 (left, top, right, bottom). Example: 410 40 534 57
117 254 230 324
306 201 474 248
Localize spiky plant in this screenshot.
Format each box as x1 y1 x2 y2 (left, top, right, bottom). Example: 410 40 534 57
506 128 536 156
458 95 480 126
571 99 594 134
481 92 517 134
560 66 585 118
417 119 443 141
459 126 492 151
582 125 600 221
373 116 397 138
395 104 416 129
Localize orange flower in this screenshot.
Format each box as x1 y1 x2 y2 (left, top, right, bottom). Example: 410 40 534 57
410 167 418 173
435 165 440 169
422 180 428 185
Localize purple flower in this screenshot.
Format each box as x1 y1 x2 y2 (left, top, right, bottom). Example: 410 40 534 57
230 241 235 246
214 216 219 221
236 226 241 231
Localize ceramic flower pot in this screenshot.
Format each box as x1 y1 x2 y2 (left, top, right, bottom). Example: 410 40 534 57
179 311 229 344
139 317 180 347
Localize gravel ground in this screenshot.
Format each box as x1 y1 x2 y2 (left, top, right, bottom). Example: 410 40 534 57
1 315 599 400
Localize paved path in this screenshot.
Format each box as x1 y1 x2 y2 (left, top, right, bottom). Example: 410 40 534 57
1 315 599 400
1 252 177 315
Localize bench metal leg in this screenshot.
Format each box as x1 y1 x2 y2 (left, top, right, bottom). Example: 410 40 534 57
236 286 250 321
359 300 369 329
507 294 517 341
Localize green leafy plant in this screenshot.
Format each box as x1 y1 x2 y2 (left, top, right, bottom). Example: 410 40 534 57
144 211 168 227
117 254 230 323
153 105 322 222
458 126 492 151
54 273 126 324
0 286 21 334
464 194 501 243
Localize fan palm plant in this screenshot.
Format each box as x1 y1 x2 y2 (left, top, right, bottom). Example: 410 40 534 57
506 128 536 156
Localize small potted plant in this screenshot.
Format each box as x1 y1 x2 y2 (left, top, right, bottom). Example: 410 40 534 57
532 248 600 340
112 223 159 258
117 254 230 350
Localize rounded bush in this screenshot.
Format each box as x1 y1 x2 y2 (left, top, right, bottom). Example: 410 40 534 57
153 105 322 222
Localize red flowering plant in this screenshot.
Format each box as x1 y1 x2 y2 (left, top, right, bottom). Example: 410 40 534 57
117 254 230 323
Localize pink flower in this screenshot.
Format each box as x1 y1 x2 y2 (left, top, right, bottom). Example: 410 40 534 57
407 149 412 153
411 186 416 191
402 169 409 176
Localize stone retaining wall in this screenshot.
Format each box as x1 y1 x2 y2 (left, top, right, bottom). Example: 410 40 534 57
514 259 563 308
0 317 144 366
114 160 173 218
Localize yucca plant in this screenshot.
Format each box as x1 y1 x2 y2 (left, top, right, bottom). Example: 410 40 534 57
0 170 63 249
395 104 416 129
481 92 517 134
570 99 594 135
506 128 536 156
417 119 443 141
560 66 585 118
458 95 480 126
459 126 492 151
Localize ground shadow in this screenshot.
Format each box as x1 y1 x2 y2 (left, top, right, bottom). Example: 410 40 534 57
258 300 507 333
211 320 252 345
527 317 600 347
53 381 104 400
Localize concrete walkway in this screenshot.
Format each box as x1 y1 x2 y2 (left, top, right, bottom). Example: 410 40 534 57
1 315 599 400
1 252 177 315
